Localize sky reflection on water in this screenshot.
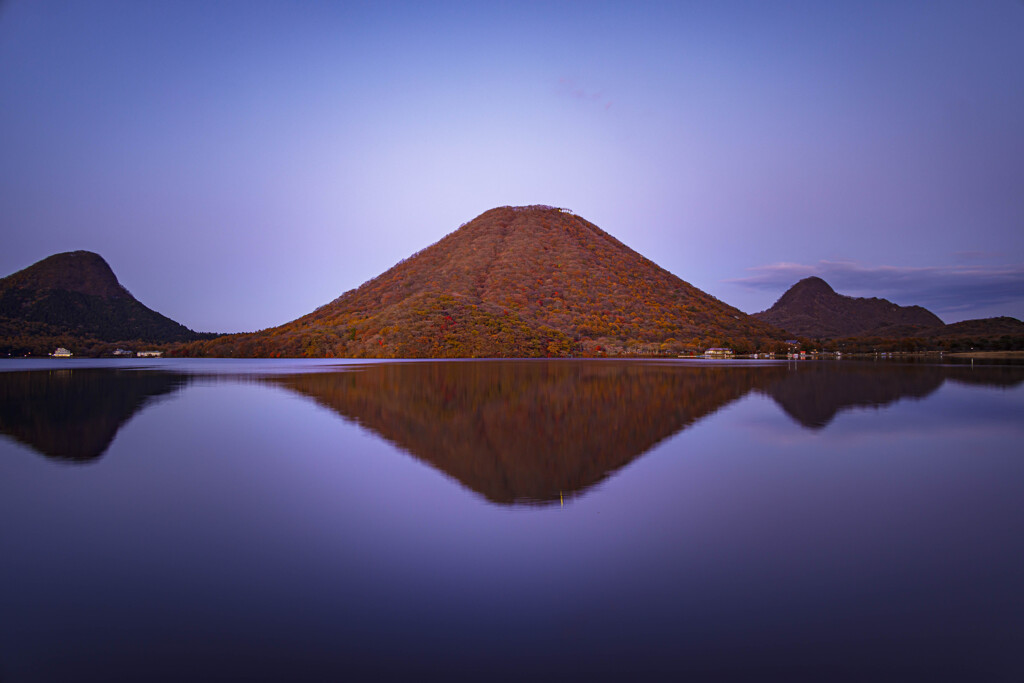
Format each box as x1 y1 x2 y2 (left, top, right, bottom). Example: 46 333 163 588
1 359 1022 681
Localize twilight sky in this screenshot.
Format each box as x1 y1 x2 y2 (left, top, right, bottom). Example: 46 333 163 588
2 1 1022 333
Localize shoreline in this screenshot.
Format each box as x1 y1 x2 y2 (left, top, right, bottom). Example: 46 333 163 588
944 350 1024 359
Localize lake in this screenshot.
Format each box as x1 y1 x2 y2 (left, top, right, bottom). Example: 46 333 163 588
1 358 1022 681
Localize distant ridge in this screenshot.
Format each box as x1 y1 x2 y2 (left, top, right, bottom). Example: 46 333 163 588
180 205 786 357
938 316 1024 338
0 251 202 348
752 276 944 339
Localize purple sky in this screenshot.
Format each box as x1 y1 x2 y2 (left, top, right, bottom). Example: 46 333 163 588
2 1 1022 332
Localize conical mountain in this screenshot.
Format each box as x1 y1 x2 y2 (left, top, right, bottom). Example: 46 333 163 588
752 276 944 339
185 205 785 357
0 251 200 345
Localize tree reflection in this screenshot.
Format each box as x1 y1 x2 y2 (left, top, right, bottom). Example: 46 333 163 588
268 360 1024 503
0 369 188 462
759 361 1023 429
269 361 774 504
2 361 1021 503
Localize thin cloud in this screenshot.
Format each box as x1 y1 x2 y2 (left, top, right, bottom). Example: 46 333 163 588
557 77 612 110
952 251 1000 263
729 260 1024 320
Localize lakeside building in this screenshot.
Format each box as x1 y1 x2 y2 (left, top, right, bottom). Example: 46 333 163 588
136 351 163 358
704 347 734 358
51 348 73 358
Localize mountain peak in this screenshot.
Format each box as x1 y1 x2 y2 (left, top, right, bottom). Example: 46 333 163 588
792 276 835 293
183 206 786 357
771 276 837 309
0 251 200 345
7 250 131 299
754 277 943 338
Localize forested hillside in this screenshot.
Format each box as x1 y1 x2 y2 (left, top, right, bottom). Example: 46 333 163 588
0 251 205 355
179 205 786 357
752 276 943 338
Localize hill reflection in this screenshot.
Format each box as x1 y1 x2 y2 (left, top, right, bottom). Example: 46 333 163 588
267 360 1024 503
759 361 1024 429
268 361 773 504
759 363 944 429
2 361 1021 502
0 368 188 462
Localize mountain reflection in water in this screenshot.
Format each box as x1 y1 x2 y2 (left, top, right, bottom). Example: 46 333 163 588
0 368 188 462
2 360 1021 503
267 361 764 504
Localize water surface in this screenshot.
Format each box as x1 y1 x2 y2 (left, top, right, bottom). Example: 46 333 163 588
1 358 1022 681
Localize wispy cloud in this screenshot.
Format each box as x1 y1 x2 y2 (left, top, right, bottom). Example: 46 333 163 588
729 260 1024 320
557 77 612 110
951 251 1001 263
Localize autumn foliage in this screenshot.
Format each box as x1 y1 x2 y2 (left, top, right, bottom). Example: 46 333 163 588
177 206 786 358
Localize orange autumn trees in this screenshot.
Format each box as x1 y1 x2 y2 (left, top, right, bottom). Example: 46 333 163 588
177 206 786 358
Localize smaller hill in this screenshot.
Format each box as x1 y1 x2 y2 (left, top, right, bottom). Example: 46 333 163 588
753 276 944 339
919 315 1024 353
3 251 132 299
936 316 1024 338
0 251 202 351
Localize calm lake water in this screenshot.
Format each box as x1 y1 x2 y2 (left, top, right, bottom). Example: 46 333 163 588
1 358 1022 681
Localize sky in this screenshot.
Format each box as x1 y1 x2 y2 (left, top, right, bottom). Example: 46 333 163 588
1 0 1022 333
